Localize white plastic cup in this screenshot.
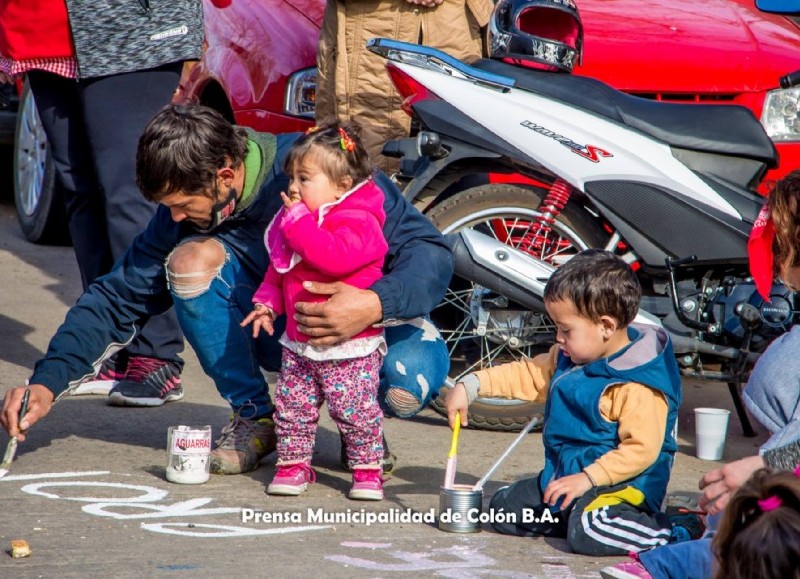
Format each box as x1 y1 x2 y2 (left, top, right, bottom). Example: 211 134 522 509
694 408 730 460
166 425 212 484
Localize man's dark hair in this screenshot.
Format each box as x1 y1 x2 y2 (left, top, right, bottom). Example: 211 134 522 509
544 249 641 325
136 104 249 202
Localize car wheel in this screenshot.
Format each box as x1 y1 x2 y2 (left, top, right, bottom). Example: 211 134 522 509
13 79 70 245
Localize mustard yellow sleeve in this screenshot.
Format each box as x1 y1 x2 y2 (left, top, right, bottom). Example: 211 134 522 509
582 382 669 488
471 344 559 403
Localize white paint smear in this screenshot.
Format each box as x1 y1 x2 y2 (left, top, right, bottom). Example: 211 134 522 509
0 471 111 482
22 481 168 503
142 522 332 538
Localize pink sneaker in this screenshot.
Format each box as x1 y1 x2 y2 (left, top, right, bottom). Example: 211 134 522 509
267 461 316 496
600 554 652 579
349 466 384 501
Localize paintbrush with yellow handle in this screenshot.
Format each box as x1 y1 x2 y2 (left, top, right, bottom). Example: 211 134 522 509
443 411 461 489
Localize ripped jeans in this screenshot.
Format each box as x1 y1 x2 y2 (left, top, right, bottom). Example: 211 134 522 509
166 237 450 419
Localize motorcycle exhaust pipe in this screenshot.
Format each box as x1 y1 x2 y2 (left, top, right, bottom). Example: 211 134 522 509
448 229 552 312
448 229 662 326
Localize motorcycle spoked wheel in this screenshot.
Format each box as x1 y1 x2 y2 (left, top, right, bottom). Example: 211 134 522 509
425 183 607 431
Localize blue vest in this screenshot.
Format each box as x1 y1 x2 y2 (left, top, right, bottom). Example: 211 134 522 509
539 326 682 512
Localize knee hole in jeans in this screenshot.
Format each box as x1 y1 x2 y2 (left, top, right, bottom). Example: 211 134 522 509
386 387 423 416
166 237 226 299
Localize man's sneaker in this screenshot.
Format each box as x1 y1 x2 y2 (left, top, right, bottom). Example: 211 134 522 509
668 512 706 542
73 356 127 396
349 466 384 501
107 356 183 407
210 411 277 474
267 461 316 496
600 555 652 579
340 434 396 475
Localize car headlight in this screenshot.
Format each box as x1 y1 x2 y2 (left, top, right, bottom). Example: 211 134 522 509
762 87 800 142
284 68 316 118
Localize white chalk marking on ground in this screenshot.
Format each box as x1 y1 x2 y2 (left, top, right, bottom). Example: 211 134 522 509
0 470 111 482
340 541 393 549
83 498 240 519
22 481 168 503
327 543 496 571
141 522 332 538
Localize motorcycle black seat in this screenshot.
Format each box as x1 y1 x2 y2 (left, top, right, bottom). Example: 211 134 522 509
473 59 778 168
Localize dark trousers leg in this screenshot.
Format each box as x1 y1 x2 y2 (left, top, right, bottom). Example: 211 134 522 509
28 66 184 365
487 476 570 537
78 64 184 363
567 484 673 556
27 71 113 289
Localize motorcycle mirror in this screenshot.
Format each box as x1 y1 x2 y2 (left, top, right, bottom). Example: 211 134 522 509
755 0 800 14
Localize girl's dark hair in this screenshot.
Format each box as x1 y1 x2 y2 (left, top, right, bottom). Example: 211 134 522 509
771 169 800 288
136 104 249 202
543 249 640 325
713 468 800 579
283 121 372 187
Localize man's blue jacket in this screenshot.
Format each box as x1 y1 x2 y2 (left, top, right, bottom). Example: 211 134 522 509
31 132 454 397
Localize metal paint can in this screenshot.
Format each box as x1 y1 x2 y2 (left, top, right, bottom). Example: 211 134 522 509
438 484 483 533
166 425 212 484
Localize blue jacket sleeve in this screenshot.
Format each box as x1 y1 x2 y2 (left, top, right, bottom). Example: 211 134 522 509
370 171 454 321
30 206 182 398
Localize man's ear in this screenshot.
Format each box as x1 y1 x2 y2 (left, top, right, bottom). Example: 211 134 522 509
599 315 619 338
216 157 236 188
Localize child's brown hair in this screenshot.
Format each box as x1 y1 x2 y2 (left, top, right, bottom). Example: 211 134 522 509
712 467 800 579
283 121 372 189
770 169 800 289
543 249 641 325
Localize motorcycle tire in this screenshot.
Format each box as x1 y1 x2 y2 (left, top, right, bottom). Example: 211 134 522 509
425 182 607 431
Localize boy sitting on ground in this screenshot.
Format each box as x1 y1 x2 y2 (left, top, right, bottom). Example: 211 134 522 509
446 249 701 556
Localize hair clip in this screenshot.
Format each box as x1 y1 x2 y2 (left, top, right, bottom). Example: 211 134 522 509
305 125 321 135
757 495 782 512
339 127 356 152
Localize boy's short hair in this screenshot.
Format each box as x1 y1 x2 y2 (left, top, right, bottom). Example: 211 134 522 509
544 249 641 325
136 104 249 202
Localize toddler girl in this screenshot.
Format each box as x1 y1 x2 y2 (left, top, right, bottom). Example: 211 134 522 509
241 122 388 500
712 466 800 579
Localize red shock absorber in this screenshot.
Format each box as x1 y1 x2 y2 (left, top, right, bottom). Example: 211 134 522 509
518 179 573 257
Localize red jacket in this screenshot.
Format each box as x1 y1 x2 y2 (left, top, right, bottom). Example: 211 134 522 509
0 0 74 60
253 179 388 343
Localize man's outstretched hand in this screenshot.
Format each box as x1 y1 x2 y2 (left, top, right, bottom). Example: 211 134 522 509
294 281 382 346
1 385 54 441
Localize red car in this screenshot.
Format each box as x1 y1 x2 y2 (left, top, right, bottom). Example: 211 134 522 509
14 0 800 241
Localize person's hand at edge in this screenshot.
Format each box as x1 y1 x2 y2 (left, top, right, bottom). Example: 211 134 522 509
698 454 765 515
294 281 382 346
1 384 54 441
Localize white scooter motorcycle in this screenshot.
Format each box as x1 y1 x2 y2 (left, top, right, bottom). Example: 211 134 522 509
367 37 796 435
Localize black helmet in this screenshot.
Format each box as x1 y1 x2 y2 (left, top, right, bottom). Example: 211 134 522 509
489 0 583 72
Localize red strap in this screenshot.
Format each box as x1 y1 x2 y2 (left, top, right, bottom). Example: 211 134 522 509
748 201 775 301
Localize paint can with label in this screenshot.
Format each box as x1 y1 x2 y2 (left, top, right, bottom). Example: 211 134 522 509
166 425 212 484
438 485 483 533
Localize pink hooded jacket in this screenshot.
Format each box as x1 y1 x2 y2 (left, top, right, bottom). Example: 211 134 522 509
252 179 388 343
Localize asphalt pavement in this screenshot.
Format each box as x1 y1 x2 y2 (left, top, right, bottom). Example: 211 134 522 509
0 201 768 578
